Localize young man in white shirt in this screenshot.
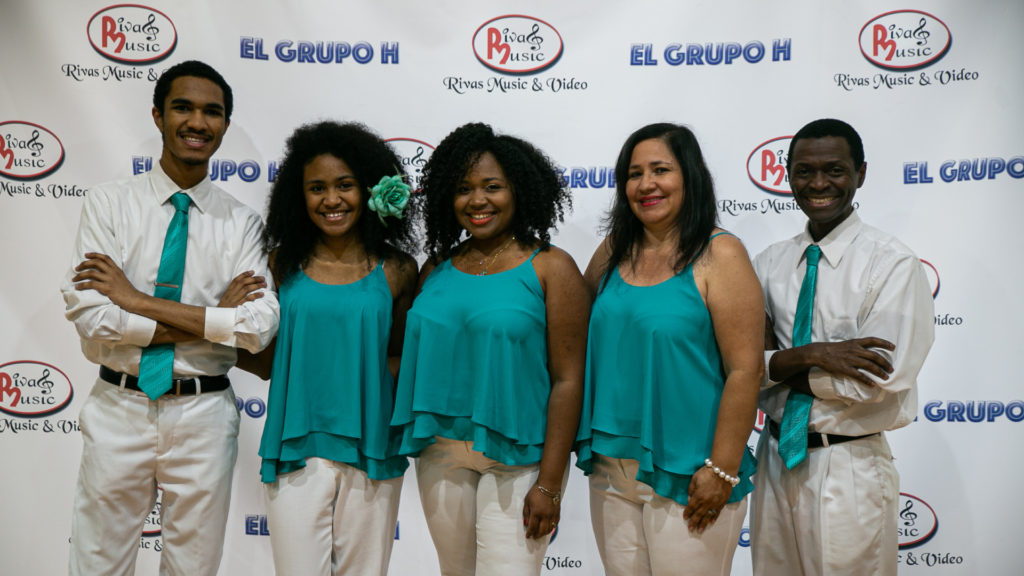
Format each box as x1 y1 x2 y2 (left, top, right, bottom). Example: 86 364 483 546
62 60 279 576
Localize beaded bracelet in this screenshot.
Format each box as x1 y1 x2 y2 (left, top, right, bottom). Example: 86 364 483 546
704 458 740 487
535 483 562 506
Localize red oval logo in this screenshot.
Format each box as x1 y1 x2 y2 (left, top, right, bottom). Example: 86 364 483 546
898 492 938 549
87 4 178 64
385 137 435 193
472 15 564 75
920 259 940 299
859 10 951 70
0 361 74 417
0 121 65 181
747 136 792 195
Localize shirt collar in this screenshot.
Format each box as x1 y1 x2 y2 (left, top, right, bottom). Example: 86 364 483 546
149 162 213 213
797 210 862 268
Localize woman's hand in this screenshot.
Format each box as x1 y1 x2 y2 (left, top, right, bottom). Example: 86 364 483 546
523 483 560 539
682 466 733 534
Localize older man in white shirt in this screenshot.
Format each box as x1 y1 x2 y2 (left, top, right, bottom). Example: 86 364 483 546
750 118 934 576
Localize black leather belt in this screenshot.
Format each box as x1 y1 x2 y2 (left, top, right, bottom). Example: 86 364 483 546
767 418 877 449
100 366 230 397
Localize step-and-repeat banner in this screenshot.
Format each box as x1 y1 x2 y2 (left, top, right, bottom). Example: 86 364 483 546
2 1 1021 574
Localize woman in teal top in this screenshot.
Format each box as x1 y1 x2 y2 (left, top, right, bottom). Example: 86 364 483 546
576 123 764 576
392 123 589 576
238 121 418 576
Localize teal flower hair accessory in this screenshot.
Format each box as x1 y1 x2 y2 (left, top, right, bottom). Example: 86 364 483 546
368 174 411 226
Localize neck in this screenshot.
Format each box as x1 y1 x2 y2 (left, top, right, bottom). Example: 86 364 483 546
315 233 366 262
640 224 679 252
159 155 207 190
467 232 516 255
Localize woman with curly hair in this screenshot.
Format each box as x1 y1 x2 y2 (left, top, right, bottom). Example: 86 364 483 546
241 120 418 576
574 123 763 576
391 122 588 575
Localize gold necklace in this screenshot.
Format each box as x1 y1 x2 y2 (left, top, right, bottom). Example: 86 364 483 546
475 235 516 275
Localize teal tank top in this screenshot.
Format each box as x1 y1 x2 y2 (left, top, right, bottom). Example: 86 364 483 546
576 249 756 505
258 261 408 482
391 250 549 466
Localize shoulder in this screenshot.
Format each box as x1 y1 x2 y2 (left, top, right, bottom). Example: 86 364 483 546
384 250 419 282
531 244 582 277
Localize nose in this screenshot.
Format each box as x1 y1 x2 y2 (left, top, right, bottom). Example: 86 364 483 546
466 187 487 206
637 170 656 191
184 109 208 131
808 170 829 190
323 188 343 206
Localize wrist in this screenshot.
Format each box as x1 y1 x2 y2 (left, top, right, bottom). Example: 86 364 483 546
533 482 561 506
704 458 740 487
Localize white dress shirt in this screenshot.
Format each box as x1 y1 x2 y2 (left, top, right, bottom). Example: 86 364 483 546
61 163 279 377
752 211 934 436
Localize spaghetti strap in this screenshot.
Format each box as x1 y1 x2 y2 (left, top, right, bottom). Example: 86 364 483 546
709 231 735 240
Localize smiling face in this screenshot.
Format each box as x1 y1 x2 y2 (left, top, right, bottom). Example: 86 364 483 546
303 154 363 240
453 151 516 243
788 136 866 240
625 138 684 234
152 76 228 187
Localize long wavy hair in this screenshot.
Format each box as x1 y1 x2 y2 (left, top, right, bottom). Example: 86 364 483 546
419 122 571 261
602 123 719 287
262 121 418 283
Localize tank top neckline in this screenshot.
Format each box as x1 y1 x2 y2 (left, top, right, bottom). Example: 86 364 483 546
448 247 541 278
299 257 383 287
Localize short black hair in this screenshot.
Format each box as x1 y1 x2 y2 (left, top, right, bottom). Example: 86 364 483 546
603 122 718 286
263 121 418 283
787 118 864 170
419 122 570 261
153 60 233 120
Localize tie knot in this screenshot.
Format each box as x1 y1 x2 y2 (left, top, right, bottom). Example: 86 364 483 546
170 192 191 213
805 244 821 267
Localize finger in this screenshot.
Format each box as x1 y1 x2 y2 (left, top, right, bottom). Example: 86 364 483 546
857 337 895 351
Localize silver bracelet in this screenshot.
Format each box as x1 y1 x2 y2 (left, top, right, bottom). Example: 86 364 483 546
704 458 740 487
535 483 561 506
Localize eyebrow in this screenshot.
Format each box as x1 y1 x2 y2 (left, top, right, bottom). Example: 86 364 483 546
168 97 225 112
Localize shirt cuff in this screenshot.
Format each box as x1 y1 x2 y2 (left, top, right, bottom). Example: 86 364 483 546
203 306 237 346
123 312 157 347
807 367 839 400
763 350 783 388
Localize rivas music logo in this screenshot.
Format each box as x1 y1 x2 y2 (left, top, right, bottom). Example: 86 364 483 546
859 10 951 71
87 4 177 64
472 15 563 75
898 492 938 549
0 360 74 417
746 136 792 195
0 121 65 181
385 138 435 193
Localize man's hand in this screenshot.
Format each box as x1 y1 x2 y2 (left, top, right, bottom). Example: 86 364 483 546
218 270 266 308
803 337 895 386
72 252 144 310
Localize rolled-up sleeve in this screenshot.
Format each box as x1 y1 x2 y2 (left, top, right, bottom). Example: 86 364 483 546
203 211 279 352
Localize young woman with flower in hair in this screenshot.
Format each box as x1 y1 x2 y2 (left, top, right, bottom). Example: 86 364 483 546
391 122 589 576
238 120 418 576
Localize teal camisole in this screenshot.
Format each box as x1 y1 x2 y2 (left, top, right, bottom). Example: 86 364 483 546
576 240 756 505
391 250 549 466
258 260 408 482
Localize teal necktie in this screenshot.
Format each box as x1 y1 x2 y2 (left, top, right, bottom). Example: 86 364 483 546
778 244 821 469
137 192 191 400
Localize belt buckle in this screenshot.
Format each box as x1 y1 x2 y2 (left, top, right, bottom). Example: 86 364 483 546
818 432 830 448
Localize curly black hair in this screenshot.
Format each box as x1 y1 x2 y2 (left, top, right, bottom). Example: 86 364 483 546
263 121 418 283
419 122 571 260
602 123 719 287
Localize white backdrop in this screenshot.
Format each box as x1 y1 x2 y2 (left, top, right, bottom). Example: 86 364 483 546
2 1 1022 574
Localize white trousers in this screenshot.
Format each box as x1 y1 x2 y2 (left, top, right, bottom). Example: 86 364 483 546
69 379 240 576
588 455 747 576
264 457 403 576
415 437 556 576
750 431 899 576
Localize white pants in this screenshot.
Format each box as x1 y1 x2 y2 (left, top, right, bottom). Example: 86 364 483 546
264 457 403 576
69 379 240 576
750 431 899 576
588 455 747 576
415 437 556 576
